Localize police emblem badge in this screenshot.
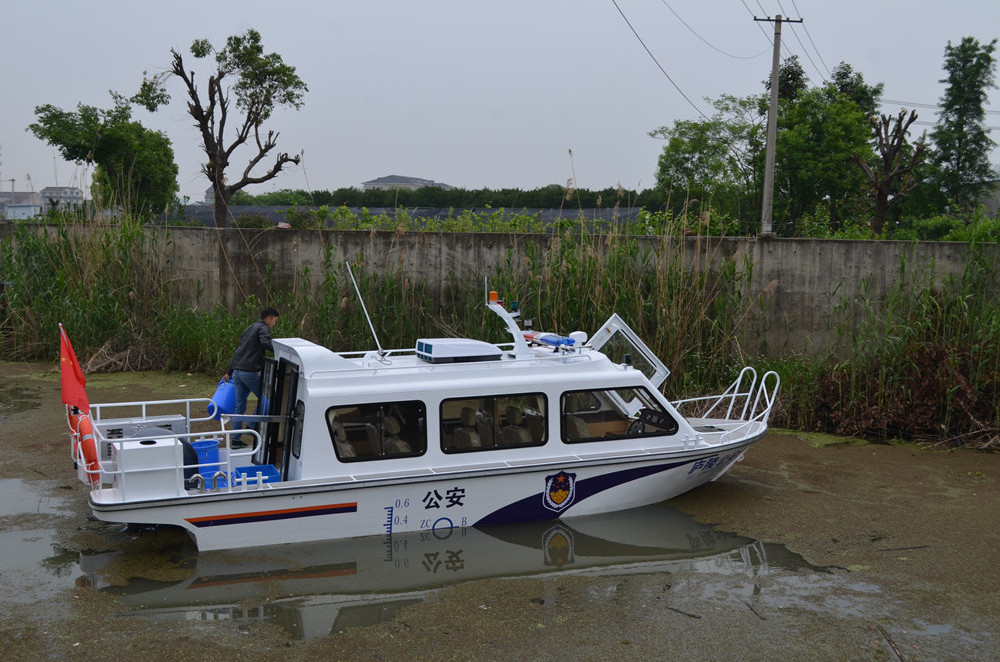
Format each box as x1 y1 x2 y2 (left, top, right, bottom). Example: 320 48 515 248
542 470 577 512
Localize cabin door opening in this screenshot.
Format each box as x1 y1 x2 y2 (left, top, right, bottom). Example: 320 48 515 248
256 357 299 477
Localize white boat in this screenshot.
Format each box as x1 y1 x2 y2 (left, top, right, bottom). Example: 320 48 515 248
67 289 779 551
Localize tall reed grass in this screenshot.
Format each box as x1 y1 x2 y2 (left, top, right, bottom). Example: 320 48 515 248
0 210 165 367
794 238 1000 446
4 211 1000 447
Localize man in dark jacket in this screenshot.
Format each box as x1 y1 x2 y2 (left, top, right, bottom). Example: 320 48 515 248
223 307 280 448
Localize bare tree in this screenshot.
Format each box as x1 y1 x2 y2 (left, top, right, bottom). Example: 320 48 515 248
853 109 926 235
136 30 307 227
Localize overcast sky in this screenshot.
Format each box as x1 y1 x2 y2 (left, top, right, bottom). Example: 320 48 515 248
2 1 999 202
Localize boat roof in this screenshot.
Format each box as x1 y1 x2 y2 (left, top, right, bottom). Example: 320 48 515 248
272 336 632 392
272 337 352 375
271 299 670 395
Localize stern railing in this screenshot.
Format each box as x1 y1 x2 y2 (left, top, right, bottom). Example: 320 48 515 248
72 397 269 496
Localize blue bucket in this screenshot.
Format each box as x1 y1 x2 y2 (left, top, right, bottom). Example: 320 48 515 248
191 438 225 487
208 378 236 420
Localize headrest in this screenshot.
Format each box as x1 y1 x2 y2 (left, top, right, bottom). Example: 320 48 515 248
460 407 477 427
505 406 523 425
564 393 580 412
384 416 401 435
332 421 347 442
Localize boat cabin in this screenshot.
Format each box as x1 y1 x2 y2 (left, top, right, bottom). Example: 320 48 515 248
256 312 697 484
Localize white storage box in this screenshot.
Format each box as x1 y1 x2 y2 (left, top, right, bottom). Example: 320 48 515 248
95 415 189 460
113 438 184 500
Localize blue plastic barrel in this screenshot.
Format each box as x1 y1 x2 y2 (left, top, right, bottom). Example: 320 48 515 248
191 438 224 487
208 378 236 420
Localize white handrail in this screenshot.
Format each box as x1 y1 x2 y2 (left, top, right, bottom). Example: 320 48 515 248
90 397 218 426
91 427 261 497
671 368 781 433
673 368 755 420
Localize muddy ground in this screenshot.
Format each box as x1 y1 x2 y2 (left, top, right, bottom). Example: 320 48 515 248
1 362 998 661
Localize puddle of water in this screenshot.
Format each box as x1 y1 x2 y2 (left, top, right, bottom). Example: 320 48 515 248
0 529 80 605
75 504 820 640
0 384 42 418
3 481 989 654
0 479 79 607
0 477 73 516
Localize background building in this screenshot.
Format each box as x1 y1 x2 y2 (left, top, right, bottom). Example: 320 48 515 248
0 187 84 219
40 186 84 211
361 175 454 191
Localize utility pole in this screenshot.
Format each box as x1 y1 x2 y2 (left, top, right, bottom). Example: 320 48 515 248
754 14 802 235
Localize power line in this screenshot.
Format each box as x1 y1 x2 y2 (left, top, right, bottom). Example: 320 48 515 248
743 0 829 86
882 99 940 110
610 0 708 119
790 0 831 78
774 1 826 82
785 23 826 83
660 0 768 60
742 0 808 76
743 0 773 41
883 98 1000 115
911 120 1000 130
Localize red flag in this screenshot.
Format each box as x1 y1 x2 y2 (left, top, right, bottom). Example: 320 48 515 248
59 323 90 415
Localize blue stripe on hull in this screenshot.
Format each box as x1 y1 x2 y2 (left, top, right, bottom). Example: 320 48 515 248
474 459 693 527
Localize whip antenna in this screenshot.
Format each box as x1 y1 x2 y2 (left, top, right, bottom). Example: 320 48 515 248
345 260 385 358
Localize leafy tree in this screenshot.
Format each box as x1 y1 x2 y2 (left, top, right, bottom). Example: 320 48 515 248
829 62 884 118
229 184 661 213
134 29 308 227
28 98 179 216
852 109 927 234
769 56 808 103
409 185 450 207
330 187 365 206
653 60 883 236
929 36 998 209
775 86 873 234
650 94 767 225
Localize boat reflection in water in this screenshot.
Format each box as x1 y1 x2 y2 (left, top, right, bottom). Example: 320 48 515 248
78 505 807 640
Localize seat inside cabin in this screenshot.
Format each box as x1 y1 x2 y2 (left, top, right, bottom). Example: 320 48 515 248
383 416 412 455
453 406 482 450
355 422 380 457
475 406 497 447
563 393 590 441
331 420 355 458
501 406 533 446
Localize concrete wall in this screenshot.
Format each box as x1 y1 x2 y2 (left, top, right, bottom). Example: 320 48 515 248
155 227 994 356
5 223 995 356
162 227 526 312
746 238 978 354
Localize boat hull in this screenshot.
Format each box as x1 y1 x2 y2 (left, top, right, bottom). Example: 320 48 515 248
91 437 757 550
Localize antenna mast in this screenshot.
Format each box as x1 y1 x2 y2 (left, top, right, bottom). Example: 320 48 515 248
345 260 385 357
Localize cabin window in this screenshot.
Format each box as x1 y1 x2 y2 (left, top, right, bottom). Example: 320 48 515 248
441 393 547 453
561 387 678 443
326 400 427 461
